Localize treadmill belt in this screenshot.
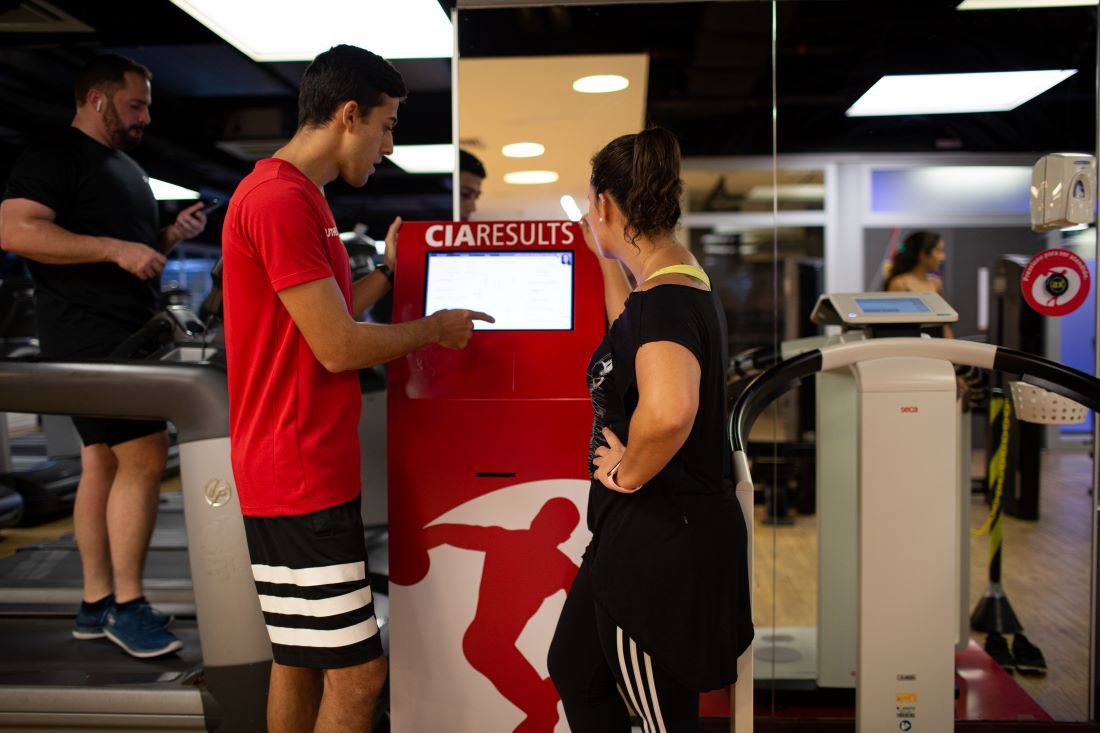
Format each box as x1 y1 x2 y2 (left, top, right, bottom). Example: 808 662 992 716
0 617 201 681
0 547 194 606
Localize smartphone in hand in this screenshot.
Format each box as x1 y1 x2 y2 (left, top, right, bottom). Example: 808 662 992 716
198 198 225 216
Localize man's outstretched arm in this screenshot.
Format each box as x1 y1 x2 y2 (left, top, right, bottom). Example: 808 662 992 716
277 275 493 372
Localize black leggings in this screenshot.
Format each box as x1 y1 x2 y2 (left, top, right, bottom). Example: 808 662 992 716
548 559 699 732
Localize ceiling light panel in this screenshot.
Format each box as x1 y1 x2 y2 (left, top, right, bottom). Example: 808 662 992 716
387 144 454 173
170 0 453 61
846 70 1077 116
745 184 826 202
149 178 200 201
957 1 1096 9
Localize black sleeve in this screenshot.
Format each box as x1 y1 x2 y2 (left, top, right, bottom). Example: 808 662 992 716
636 288 706 365
2 137 79 214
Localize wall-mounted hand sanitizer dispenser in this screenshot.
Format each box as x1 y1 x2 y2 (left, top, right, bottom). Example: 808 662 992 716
1030 153 1096 232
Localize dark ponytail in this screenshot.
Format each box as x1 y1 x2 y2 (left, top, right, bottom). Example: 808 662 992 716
884 230 941 289
590 127 682 246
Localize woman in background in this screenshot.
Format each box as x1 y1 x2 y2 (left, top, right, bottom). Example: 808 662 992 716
884 230 953 338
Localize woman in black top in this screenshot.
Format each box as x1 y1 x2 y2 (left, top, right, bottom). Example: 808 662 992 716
547 128 753 732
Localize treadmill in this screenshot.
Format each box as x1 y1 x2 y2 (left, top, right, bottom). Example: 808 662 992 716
0 277 85 518
0 483 21 528
0 309 222 609
0 359 269 731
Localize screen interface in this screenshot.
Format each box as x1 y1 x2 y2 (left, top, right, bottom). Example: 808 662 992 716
424 251 574 330
854 296 932 314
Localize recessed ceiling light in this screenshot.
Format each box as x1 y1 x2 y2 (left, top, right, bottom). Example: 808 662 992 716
148 178 200 200
387 144 454 173
957 1 1096 9
504 171 560 185
560 195 583 222
572 75 630 94
502 142 546 158
846 70 1077 116
169 0 452 61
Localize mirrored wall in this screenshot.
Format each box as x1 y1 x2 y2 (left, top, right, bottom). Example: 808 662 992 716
456 0 1098 726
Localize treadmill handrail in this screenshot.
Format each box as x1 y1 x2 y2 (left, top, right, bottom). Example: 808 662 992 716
0 358 228 443
729 338 1100 456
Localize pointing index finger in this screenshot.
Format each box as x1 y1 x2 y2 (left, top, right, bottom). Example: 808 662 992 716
470 311 495 323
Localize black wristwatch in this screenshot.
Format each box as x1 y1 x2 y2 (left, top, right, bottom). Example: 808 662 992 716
376 264 394 283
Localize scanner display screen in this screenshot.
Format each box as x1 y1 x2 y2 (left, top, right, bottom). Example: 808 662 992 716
424 251 574 330
855 297 932 314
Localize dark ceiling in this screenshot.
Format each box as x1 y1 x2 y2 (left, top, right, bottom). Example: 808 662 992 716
459 1 1097 156
0 0 1096 247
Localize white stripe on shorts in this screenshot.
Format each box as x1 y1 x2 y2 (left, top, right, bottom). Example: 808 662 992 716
258 586 373 618
616 628 647 731
628 636 657 733
266 617 380 648
251 560 366 587
643 651 668 733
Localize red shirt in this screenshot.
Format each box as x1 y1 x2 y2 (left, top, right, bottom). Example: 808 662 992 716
222 158 361 516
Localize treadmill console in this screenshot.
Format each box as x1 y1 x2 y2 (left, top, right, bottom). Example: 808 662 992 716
811 292 958 328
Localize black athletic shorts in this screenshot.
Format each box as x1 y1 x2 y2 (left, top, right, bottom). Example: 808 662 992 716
71 416 167 448
242 496 384 669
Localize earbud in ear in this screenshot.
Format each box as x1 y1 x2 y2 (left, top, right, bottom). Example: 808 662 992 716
95 100 102 112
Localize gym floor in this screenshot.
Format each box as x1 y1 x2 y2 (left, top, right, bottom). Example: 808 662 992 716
0 451 1092 722
752 450 1093 722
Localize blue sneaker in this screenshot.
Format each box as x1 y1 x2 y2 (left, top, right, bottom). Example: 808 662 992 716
103 601 183 658
73 595 173 640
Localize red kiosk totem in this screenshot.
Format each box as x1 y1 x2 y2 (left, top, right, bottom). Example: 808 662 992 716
388 221 604 732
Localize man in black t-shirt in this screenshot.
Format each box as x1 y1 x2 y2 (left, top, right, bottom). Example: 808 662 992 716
0 54 207 659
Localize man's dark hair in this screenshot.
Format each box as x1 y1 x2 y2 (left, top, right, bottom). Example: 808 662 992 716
298 45 408 129
459 149 487 179
74 54 152 107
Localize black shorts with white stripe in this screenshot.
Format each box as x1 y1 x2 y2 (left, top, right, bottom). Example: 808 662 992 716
242 496 384 669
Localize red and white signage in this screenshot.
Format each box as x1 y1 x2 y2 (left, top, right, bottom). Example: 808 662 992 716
387 221 604 732
1020 247 1091 317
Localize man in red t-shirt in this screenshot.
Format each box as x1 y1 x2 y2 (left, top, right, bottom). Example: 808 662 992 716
222 45 491 732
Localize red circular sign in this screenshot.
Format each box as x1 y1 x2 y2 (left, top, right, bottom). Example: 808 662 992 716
1020 248 1091 317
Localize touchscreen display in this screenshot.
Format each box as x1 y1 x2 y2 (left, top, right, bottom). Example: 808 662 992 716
424 251 574 330
854 296 932 314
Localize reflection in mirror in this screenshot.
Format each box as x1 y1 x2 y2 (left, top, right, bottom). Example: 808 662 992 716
457 1 779 727
766 0 1098 725
462 0 1099 727
457 3 773 221
459 54 648 220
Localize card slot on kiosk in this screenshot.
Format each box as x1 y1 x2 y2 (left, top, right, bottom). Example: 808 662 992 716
388 221 604 732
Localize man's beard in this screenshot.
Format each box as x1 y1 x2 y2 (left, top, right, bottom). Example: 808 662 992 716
103 99 144 151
